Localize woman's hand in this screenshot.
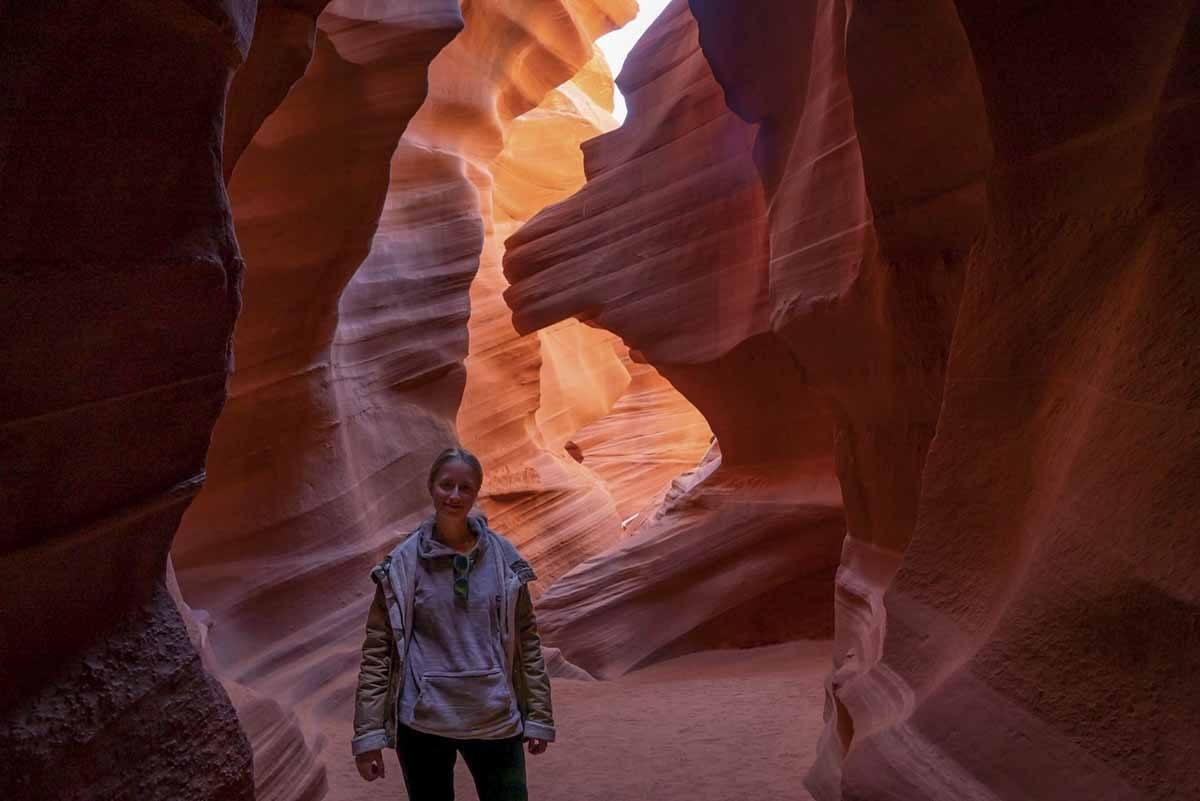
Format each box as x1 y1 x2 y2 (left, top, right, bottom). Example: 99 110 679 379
526 737 549 755
355 749 386 781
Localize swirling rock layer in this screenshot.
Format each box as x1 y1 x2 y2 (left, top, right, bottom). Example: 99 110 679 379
173 6 465 797
511 0 1199 798
0 1 256 799
456 53 630 594
828 4 1200 800
174 1 642 799
506 0 846 674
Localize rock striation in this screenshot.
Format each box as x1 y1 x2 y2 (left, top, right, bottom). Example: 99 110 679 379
511 0 1199 798
455 50 632 595
680 1 1198 799
683 0 991 795
0 1 258 799
822 4 1200 800
173 4 464 797
9 1 1195 800
172 0 646 798
505 0 847 676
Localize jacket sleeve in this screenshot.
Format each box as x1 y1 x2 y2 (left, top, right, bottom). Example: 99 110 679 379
514 584 556 741
351 584 393 756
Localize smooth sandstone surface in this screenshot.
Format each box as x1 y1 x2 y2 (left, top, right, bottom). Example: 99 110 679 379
174 5 464 797
509 0 1199 799
683 1 1198 800
171 2 684 800
457 48 713 594
829 5 1200 801
455 52 631 595
0 2 257 799
7 1 1197 800
684 1 991 796
506 0 847 677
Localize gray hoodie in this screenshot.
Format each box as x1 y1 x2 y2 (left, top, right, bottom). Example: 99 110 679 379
397 520 523 738
350 514 556 755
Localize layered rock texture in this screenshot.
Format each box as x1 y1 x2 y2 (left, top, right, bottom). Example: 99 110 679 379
816 4 1200 800
455 47 714 594
169 0 712 799
506 0 1199 798
0 2 258 799
504 0 848 678
7 0 1196 799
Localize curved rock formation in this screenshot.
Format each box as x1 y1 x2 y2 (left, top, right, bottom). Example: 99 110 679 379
0 1 257 799
173 0 641 797
684 0 991 795
569 352 714 536
12 1 1194 799
173 6 464 797
456 39 713 594
455 51 632 594
512 0 1199 797
505 0 846 676
680 1 1198 799
825 4 1200 800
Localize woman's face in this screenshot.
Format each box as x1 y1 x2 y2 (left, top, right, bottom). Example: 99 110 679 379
430 459 480 520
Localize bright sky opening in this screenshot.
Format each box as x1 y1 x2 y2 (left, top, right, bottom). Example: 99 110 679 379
595 0 674 123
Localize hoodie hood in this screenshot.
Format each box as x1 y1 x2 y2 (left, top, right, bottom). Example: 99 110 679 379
416 513 490 561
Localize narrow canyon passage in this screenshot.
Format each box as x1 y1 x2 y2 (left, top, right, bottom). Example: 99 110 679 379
3 1 1197 800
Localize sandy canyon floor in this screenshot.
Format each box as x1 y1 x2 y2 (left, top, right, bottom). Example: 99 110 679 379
323 641 828 801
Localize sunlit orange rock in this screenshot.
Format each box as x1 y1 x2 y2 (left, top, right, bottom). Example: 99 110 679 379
174 1 638 798
456 41 710 595
570 352 713 536
505 0 845 676
456 55 631 594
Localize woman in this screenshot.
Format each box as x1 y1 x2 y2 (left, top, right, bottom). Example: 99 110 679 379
351 447 554 801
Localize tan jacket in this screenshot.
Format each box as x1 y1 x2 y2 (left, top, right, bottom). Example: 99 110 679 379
351 517 555 755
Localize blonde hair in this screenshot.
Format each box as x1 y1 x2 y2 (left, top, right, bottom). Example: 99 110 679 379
427 446 483 491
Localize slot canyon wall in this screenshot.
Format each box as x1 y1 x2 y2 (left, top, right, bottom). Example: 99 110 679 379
817 3 1200 800
170 0 715 798
505 0 850 679
4 1 1197 801
509 0 1199 798
0 2 259 800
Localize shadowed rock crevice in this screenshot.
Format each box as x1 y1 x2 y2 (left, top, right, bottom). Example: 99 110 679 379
1 1 258 797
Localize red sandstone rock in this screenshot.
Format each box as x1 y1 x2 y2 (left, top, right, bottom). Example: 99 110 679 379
682 1 1199 799
684 1 990 794
0 2 258 799
12 2 1194 799
827 5 1200 800
456 46 713 594
505 1 846 675
569 351 713 536
171 5 463 800
174 2 641 799
505 0 772 366
455 52 632 594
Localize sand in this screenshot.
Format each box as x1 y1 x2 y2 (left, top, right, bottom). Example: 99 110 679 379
324 640 828 801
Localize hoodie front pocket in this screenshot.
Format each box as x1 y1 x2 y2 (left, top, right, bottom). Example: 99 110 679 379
413 667 514 732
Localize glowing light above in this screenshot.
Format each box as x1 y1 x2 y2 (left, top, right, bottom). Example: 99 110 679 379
595 0 674 123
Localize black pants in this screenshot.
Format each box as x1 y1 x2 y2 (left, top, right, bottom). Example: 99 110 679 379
395 723 528 801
